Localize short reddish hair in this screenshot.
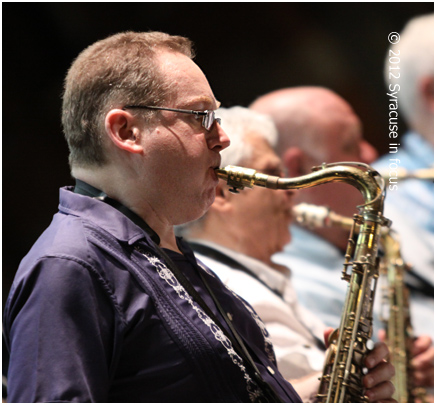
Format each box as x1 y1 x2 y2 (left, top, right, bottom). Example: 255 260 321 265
62 31 194 168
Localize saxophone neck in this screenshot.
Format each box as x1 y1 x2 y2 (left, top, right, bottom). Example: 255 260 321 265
216 162 388 221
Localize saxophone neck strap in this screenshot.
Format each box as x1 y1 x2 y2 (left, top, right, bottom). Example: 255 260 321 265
152 243 284 403
73 179 160 244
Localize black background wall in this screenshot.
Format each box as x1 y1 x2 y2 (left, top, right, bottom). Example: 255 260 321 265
3 2 434 304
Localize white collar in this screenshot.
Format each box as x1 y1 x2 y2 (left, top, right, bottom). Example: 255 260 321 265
190 239 290 296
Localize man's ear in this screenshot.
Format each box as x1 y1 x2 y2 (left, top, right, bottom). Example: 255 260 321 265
105 109 143 154
282 147 305 177
420 75 434 113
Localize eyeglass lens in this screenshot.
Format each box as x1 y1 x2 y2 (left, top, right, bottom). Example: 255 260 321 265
203 111 221 131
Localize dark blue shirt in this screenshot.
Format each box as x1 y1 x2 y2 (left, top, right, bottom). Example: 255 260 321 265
4 187 301 402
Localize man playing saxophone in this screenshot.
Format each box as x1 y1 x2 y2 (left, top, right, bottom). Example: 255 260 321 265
251 86 434 340
4 31 296 403
373 14 434 296
251 86 434 400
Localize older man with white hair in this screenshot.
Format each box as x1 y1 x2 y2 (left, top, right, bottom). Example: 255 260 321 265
178 106 397 402
373 14 434 300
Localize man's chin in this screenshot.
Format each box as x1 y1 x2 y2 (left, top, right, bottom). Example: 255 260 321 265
177 193 214 225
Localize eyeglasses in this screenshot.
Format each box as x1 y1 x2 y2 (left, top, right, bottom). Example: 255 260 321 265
122 105 221 131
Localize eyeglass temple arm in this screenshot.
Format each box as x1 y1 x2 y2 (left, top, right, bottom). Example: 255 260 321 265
122 105 207 116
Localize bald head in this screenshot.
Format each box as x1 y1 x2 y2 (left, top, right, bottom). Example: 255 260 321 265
251 87 379 250
250 87 376 165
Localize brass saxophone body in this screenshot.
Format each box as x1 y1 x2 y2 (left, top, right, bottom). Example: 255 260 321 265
216 162 389 402
294 203 428 403
293 202 355 230
380 232 428 403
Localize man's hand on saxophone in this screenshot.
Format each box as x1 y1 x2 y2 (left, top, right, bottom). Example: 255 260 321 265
411 335 434 390
323 328 397 402
378 328 434 402
362 342 396 403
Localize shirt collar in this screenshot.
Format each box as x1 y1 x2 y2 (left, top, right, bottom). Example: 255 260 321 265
59 186 158 246
190 239 290 296
73 179 160 244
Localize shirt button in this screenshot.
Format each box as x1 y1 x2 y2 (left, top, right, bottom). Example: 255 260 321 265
227 312 233 321
303 344 311 349
267 366 275 375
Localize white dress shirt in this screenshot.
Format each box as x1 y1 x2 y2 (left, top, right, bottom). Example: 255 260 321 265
190 240 327 384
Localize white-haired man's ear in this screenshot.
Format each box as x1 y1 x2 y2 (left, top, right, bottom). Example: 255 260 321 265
105 109 143 154
282 147 305 177
420 76 434 113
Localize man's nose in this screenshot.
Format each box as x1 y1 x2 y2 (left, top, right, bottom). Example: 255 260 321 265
284 188 297 201
359 140 378 164
207 122 230 152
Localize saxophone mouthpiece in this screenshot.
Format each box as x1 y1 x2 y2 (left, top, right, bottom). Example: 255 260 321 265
214 167 231 181
214 167 244 193
215 165 280 192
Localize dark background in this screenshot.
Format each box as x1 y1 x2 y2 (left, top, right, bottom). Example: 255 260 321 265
3 2 434 305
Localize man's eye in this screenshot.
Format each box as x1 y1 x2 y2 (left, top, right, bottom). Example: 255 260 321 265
343 139 360 155
262 168 283 177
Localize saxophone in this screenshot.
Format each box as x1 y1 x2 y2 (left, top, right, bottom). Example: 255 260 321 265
293 203 428 403
215 162 390 402
380 232 428 403
380 167 434 182
293 202 354 231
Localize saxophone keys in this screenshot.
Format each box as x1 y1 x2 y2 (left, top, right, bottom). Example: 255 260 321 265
366 339 375 350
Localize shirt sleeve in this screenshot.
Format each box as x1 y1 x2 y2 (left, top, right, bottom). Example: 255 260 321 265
4 256 117 402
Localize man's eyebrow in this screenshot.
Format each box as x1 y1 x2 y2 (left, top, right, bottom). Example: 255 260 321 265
184 96 220 110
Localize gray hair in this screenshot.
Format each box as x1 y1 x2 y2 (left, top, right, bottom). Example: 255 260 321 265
175 106 278 237
217 106 278 166
384 14 434 124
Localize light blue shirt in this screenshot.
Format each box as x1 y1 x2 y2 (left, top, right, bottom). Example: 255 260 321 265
274 224 434 338
373 132 434 288
274 226 376 331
